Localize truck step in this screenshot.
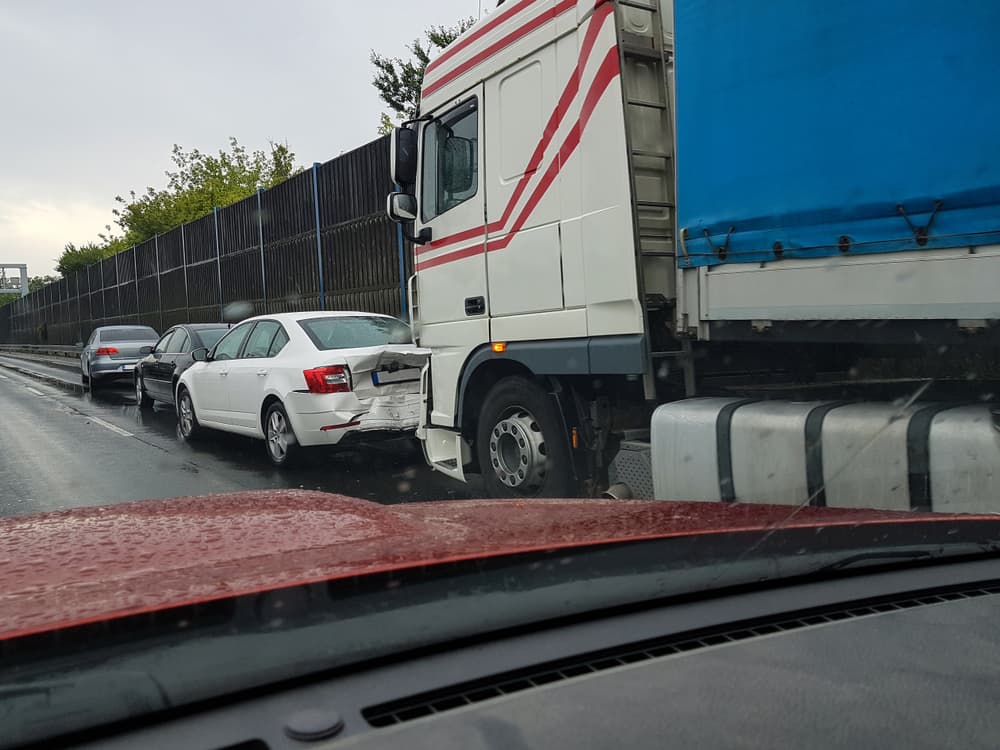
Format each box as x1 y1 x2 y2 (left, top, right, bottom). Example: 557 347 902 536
620 44 662 61
626 97 667 110
617 0 658 11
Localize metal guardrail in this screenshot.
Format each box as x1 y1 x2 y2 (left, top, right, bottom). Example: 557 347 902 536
0 344 81 361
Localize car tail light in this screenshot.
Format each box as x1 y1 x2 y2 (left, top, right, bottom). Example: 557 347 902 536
95 347 119 355
303 365 351 394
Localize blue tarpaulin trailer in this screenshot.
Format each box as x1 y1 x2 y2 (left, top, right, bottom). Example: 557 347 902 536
674 0 1000 268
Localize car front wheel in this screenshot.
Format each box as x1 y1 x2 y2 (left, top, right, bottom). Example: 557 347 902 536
264 402 301 468
177 387 202 440
135 374 153 408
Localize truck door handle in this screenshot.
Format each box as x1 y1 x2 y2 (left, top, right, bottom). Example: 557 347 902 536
465 296 486 316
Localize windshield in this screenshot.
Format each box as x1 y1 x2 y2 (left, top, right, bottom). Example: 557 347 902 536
299 315 412 349
195 327 229 349
1 1 998 748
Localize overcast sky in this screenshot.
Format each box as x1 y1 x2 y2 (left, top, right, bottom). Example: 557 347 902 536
0 0 479 276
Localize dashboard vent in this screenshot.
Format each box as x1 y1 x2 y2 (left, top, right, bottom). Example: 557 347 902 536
363 582 1000 728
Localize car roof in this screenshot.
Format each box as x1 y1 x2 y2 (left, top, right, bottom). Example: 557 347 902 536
181 323 231 330
96 324 157 330
239 311 403 324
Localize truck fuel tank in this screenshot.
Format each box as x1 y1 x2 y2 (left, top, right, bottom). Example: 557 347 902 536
643 398 1000 512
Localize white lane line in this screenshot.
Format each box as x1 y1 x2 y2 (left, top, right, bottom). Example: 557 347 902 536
0 373 8 379
25 387 45 396
87 416 135 438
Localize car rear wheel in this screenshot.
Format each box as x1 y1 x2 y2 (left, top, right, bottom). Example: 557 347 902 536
177 387 202 440
475 376 576 498
135 374 153 408
264 402 301 468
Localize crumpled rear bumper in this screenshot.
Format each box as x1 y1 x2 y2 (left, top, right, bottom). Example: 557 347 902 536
290 392 421 447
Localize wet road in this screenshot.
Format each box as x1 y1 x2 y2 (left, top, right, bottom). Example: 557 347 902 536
0 357 474 517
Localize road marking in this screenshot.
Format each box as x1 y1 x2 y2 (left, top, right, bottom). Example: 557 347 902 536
0 373 8 379
87 416 135 438
25 387 45 397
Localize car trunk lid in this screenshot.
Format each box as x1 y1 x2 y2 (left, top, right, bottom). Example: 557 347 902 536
346 345 429 399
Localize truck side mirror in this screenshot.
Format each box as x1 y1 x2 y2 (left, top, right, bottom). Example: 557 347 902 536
391 127 418 185
387 192 418 223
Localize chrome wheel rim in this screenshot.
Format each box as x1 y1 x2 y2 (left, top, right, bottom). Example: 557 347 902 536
267 411 288 461
179 394 194 435
488 406 547 491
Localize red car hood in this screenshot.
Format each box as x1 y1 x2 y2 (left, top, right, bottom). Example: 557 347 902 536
0 490 990 641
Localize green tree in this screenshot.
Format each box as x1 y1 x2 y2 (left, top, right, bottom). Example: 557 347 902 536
377 112 396 137
0 294 17 308
370 19 476 125
56 242 114 276
111 138 298 244
29 275 59 293
56 138 299 274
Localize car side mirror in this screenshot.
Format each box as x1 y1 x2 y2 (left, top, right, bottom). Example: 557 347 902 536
387 192 418 223
191 347 210 362
138 345 153 356
391 126 418 185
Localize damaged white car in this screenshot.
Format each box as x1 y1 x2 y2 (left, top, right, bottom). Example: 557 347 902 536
176 312 427 467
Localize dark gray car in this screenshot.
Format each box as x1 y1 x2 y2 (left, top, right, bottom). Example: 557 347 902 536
134 323 230 407
79 325 159 389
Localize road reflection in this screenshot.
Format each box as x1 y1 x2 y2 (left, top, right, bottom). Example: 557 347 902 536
78 383 474 504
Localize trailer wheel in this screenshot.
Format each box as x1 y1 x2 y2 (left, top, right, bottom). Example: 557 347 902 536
476 376 576 498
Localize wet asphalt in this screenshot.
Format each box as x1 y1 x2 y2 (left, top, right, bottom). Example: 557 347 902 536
0 355 474 517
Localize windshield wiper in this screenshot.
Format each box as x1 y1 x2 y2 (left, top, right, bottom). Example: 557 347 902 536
812 544 1000 575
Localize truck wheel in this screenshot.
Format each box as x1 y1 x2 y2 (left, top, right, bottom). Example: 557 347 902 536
476 376 576 498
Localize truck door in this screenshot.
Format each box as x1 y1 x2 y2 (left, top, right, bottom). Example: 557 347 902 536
412 87 489 427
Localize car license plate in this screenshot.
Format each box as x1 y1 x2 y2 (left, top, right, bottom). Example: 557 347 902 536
118 364 134 372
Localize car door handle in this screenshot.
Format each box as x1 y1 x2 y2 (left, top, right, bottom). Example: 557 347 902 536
257 370 268 376
219 371 228 377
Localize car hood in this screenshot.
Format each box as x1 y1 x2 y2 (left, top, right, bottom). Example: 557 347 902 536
0 490 992 641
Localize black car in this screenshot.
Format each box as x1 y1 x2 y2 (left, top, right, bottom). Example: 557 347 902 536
134 323 231 407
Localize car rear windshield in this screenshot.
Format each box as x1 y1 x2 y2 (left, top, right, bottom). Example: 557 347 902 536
101 327 158 342
196 328 229 349
298 316 411 350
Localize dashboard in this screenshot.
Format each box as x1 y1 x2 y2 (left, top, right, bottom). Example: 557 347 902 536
58 558 1000 749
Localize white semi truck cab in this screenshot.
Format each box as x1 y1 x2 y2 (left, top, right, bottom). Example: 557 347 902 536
387 0 1000 509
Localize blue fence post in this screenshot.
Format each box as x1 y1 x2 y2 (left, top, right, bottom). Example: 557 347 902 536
132 244 140 324
311 162 326 311
181 223 190 321
395 183 407 318
213 206 223 321
257 187 267 312
154 234 163 331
